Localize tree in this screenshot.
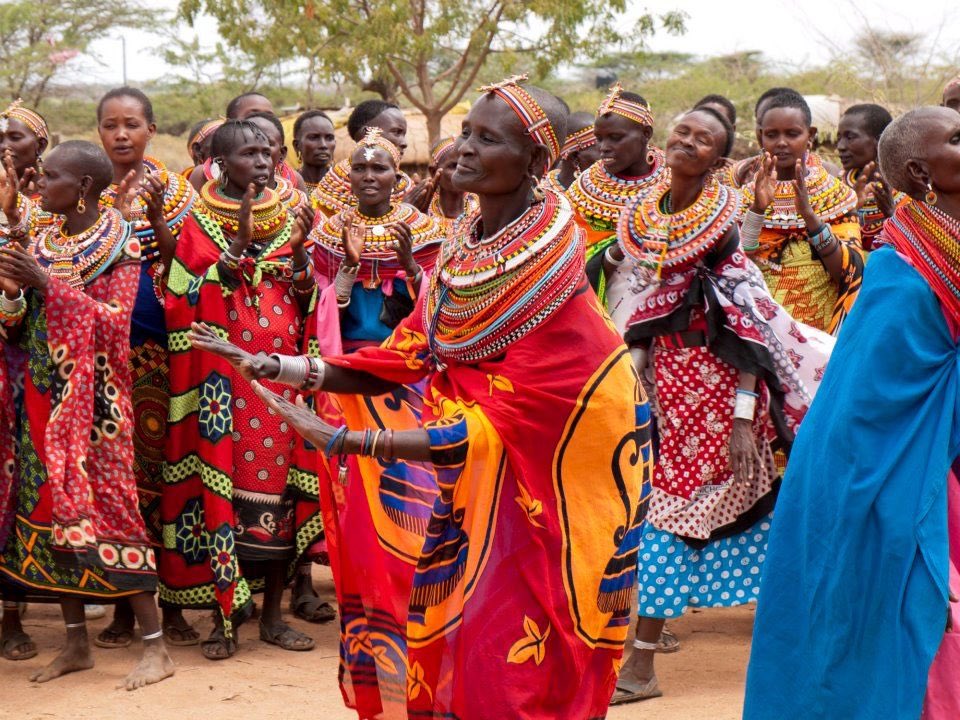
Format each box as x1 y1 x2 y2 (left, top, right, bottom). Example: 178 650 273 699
180 0 686 145
0 0 159 106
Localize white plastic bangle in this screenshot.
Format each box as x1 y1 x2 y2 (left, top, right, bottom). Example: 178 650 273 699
740 210 764 252
605 245 625 266
335 263 360 304
733 392 757 421
0 289 25 312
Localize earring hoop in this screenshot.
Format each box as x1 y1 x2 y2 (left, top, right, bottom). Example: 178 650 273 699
925 183 938 205
76 195 86 213
218 168 229 190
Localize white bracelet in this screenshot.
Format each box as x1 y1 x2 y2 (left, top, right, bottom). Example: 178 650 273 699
303 356 326 391
632 638 659 651
740 210 764 252
142 629 164 641
0 289 25 312
605 245 625 266
335 263 359 305
733 392 757 421
271 353 309 387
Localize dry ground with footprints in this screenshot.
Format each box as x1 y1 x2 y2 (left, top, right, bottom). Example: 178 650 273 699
2 565 750 720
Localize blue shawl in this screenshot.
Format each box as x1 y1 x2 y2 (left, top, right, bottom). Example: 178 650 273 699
743 247 958 719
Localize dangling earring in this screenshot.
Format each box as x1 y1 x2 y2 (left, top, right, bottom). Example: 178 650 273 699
76 195 86 213
530 174 545 203
210 161 221 180
925 183 938 205
647 149 656 165
296 150 303 164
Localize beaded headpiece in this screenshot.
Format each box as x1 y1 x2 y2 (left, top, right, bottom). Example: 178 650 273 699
354 127 401 167
431 137 458 166
0 99 48 141
560 126 597 160
597 83 653 128
477 74 561 169
191 118 224 148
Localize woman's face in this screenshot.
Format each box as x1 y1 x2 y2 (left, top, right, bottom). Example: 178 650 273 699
97 96 156 167
919 110 960 201
248 116 285 169
836 113 877 172
452 94 533 197
36 148 84 215
594 113 652 175
756 106 812 171
0 118 45 177
665 111 725 178
349 145 397 207
434 153 459 192
363 109 407 157
219 131 273 196
296 116 336 169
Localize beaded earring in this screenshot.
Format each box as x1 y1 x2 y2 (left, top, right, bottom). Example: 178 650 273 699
926 183 938 205
530 174 545 203
210 161 221 180
76 195 86 213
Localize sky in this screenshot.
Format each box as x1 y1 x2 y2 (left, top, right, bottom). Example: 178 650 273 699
75 0 960 86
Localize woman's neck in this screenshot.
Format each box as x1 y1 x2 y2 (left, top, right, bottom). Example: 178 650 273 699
620 151 652 179
477 186 532 240
667 173 706 213
935 195 960 223
300 163 330 184
358 199 392 218
61 208 103 236
556 161 577 189
775 158 800 182
438 186 464 218
112 157 145 186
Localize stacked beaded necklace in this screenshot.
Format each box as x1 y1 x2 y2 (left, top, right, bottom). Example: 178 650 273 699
311 202 445 283
425 189 583 365
567 147 667 228
428 190 480 232
275 175 309 215
619 176 740 284
33 208 131 289
540 169 567 195
199 181 288 242
99 156 195 264
310 158 412 217
740 155 857 232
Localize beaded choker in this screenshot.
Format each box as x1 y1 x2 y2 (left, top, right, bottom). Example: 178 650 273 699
311 202 444 283
567 147 668 226
619 177 740 284
100 156 195 263
310 159 412 217
882 201 960 327
741 155 857 231
32 208 132 289
198 181 288 241
424 189 584 364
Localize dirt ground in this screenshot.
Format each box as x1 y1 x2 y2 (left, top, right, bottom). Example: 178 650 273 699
1 566 751 720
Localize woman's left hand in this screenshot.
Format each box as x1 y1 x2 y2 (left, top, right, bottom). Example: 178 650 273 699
289 205 315 256
140 171 166 226
391 222 417 275
729 418 761 487
250 379 337 448
0 242 48 292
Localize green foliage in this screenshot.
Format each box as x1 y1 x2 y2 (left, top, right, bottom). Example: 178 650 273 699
0 0 159 105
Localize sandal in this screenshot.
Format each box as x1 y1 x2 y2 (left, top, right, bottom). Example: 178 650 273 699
609 676 663 705
94 623 134 649
1 630 38 661
258 620 315 651
201 625 237 661
657 627 680 653
290 593 336 624
163 622 200 647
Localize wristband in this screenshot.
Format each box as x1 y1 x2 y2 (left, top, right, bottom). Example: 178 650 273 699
733 392 757 421
335 262 360 305
739 210 764 252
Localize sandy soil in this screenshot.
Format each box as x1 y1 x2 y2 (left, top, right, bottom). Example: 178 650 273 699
1 567 751 720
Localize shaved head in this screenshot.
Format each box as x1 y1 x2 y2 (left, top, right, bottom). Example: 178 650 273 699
879 106 957 197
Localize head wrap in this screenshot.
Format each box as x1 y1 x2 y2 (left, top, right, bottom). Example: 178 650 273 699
0 99 48 141
477 74 561 170
354 126 401 167
431 137 457 166
559 125 597 160
190 118 225 148
597 83 653 128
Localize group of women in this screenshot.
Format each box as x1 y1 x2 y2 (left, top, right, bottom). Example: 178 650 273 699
0 72 958 719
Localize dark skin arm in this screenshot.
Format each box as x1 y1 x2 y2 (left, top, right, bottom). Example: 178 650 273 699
141 171 178 272
288 204 316 314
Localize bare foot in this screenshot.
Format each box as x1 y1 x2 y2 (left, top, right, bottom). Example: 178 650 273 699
29 642 94 683
121 642 175 691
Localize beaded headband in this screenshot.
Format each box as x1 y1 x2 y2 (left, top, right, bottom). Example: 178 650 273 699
477 74 561 169
191 118 224 147
354 127 401 167
597 83 653 128
431 137 457 166
560 126 597 160
0 99 48 141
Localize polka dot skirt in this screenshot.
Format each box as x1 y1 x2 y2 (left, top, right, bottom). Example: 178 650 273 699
636 512 772 619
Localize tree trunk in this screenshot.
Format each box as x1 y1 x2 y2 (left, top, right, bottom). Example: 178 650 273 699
426 110 443 150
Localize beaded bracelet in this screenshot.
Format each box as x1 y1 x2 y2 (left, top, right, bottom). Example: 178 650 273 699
325 426 349 458
291 262 314 283
3 196 31 238
807 224 836 254
301 356 326 391
219 251 241 271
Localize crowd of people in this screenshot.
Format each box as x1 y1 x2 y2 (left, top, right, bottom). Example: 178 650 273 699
0 71 958 719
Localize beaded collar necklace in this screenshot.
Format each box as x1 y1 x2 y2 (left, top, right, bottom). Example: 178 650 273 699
540 169 567 195
428 190 479 221
424 189 584 365
567 147 667 226
33 208 131 289
619 176 740 284
842 167 904 244
274 176 309 215
199 181 287 241
100 156 195 263
310 158 412 217
741 155 857 231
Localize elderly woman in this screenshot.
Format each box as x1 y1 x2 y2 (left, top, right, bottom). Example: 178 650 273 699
745 106 960 720
603 107 832 704
189 76 649 718
0 141 173 689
